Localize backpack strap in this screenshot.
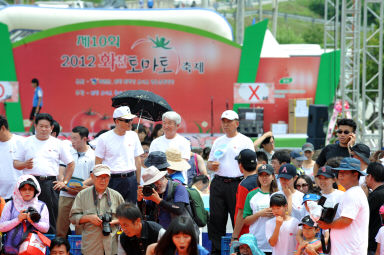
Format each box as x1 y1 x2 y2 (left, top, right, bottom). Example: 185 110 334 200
194 153 200 176
166 181 179 202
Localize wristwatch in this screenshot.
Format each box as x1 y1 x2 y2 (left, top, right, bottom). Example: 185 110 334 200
63 180 68 185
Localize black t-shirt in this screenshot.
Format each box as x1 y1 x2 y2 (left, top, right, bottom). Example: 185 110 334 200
315 143 350 167
368 185 384 251
120 220 163 255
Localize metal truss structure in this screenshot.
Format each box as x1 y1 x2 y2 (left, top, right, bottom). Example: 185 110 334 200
361 0 383 149
340 0 361 127
323 0 339 51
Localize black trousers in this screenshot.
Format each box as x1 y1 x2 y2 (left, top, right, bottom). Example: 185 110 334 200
108 173 137 203
36 178 59 234
29 106 41 120
208 176 241 255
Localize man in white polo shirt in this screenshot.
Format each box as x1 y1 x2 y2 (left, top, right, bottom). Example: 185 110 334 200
207 110 254 255
13 113 75 233
149 111 190 159
149 111 190 179
0 115 24 201
56 126 95 237
95 106 143 202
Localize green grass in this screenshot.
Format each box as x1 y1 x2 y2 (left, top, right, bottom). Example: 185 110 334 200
262 0 322 18
220 0 324 45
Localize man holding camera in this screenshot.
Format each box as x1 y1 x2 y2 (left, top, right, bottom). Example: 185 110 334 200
70 164 124 255
317 157 369 255
137 166 190 228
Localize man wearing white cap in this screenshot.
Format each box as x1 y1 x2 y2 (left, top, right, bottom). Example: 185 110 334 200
207 110 255 255
95 106 144 203
70 164 124 255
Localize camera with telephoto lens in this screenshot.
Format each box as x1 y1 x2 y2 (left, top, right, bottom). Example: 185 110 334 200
99 212 112 236
142 184 156 197
26 207 41 222
317 196 339 224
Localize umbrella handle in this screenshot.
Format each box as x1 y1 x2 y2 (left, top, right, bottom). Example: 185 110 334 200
137 110 143 131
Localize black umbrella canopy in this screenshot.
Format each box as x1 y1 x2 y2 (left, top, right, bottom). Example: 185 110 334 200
111 90 172 122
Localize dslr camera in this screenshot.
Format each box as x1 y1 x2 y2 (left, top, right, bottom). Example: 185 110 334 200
99 212 112 236
26 207 41 222
317 196 339 223
142 183 156 197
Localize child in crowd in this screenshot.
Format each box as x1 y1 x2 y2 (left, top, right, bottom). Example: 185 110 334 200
297 193 329 253
274 164 306 221
230 234 266 255
290 150 307 176
165 148 191 185
0 175 49 254
294 216 324 255
375 205 384 255
301 143 315 178
243 164 277 254
316 166 344 212
266 194 299 255
146 216 209 255
232 149 259 242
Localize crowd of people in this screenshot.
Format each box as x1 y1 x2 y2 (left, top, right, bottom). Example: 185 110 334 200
0 106 383 255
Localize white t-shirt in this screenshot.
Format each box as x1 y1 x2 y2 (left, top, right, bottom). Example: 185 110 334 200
0 134 24 199
321 189 344 218
13 136 73 176
274 190 306 221
149 134 191 160
302 166 314 178
330 186 369 255
265 216 300 255
60 146 95 198
376 226 384 255
208 133 254 177
243 189 272 252
95 130 143 173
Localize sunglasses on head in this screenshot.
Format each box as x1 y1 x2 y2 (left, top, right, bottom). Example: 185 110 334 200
296 183 309 188
118 118 132 123
336 130 351 135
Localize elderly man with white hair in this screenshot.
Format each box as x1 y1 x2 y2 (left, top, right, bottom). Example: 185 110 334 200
149 111 191 181
149 111 190 159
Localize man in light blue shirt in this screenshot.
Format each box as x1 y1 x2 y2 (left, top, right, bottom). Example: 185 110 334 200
29 78 43 120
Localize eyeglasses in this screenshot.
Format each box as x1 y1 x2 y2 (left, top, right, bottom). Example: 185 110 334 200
336 130 351 135
295 183 309 189
118 118 132 123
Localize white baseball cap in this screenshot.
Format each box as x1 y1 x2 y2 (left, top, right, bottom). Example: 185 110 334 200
113 106 136 119
92 164 111 176
221 110 239 120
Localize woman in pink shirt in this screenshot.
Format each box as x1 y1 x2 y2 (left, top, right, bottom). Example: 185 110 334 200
0 175 49 254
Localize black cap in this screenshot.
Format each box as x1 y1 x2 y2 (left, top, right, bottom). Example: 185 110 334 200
144 151 170 170
277 164 297 179
351 143 370 165
316 165 335 178
235 149 257 169
19 178 38 195
257 164 274 175
299 215 317 228
302 143 314 152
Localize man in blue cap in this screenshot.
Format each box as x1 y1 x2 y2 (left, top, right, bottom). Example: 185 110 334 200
290 149 307 175
317 157 369 255
274 164 306 221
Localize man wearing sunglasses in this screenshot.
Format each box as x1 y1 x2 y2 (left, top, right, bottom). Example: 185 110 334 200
313 118 356 177
95 106 144 203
